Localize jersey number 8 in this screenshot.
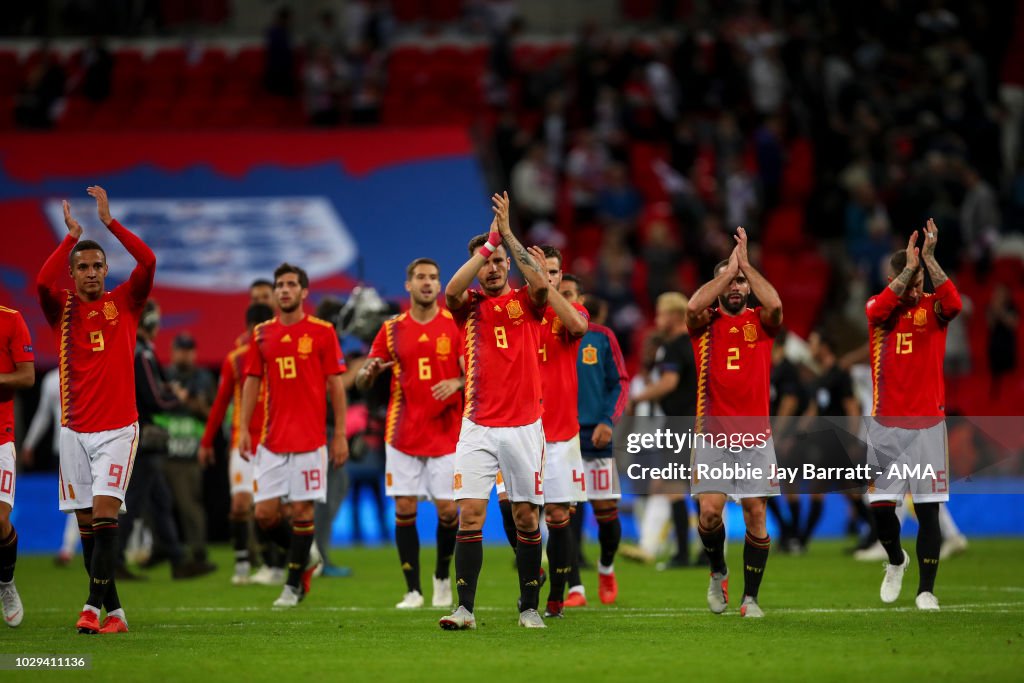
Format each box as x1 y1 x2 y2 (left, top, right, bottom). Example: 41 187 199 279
495 326 508 349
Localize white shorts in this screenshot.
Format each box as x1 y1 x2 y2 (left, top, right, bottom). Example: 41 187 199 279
229 448 254 497
385 444 455 500
253 444 328 504
584 457 621 501
543 435 585 504
58 423 139 512
690 435 780 499
0 442 15 507
865 420 949 504
454 418 544 505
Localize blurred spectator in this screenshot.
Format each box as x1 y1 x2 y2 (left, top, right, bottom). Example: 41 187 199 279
511 142 557 228
959 165 1001 265
722 155 759 232
308 9 347 59
347 40 384 125
945 293 974 378
264 6 296 97
14 48 65 128
79 36 112 102
162 333 217 567
304 46 345 126
597 163 642 231
987 284 1019 399
566 129 609 223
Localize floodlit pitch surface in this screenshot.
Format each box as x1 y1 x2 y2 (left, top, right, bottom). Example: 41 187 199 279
5 540 1022 682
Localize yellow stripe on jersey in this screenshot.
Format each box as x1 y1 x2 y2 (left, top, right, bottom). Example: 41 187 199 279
463 315 478 418
58 292 74 427
0 305 18 314
694 328 711 434
307 315 335 329
383 319 402 445
870 327 885 416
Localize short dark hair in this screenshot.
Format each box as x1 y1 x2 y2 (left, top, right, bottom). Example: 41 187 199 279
246 303 274 327
70 240 105 266
314 296 343 322
812 328 836 354
890 250 917 275
274 262 309 289
467 233 489 256
582 294 606 321
250 278 273 290
540 245 562 268
406 258 440 281
714 259 731 276
561 273 582 293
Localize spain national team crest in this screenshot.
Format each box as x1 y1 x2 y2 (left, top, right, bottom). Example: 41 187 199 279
582 345 598 365
914 308 928 327
552 317 563 334
506 299 524 319
742 323 758 343
453 473 462 490
102 301 119 320
436 334 451 356
297 334 313 355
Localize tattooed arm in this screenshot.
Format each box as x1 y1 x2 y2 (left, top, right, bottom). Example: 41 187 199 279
921 218 962 323
492 191 548 308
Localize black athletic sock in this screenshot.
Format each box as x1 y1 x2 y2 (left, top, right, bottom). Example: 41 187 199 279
256 525 284 568
0 527 17 583
435 516 458 580
262 519 292 554
743 532 771 599
285 519 315 590
516 527 543 611
395 512 421 593
800 498 824 545
498 499 517 549
915 502 941 594
567 507 582 588
671 499 690 560
787 498 801 538
698 521 727 574
230 519 251 567
80 523 120 612
454 529 483 612
766 497 790 538
595 507 621 567
545 516 572 603
871 502 904 565
87 518 119 611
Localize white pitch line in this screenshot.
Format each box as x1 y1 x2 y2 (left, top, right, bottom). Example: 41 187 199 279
28 601 1024 616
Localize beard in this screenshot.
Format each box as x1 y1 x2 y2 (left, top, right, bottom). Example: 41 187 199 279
718 293 747 315
278 300 301 313
482 274 507 294
413 291 438 306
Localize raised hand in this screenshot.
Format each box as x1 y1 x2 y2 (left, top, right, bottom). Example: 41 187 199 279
922 218 938 260
86 186 113 226
62 200 83 239
527 245 547 267
492 191 511 234
733 226 750 267
905 230 921 271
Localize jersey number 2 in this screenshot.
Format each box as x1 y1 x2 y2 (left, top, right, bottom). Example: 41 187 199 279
727 347 740 370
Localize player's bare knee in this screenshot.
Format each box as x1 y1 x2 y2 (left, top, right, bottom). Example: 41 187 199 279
91 495 121 520
395 496 417 517
254 504 281 529
458 499 485 530
0 506 11 537
436 500 457 525
544 503 569 525
512 502 540 531
592 500 616 513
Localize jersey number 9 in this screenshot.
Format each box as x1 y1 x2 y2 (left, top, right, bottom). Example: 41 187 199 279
90 330 105 352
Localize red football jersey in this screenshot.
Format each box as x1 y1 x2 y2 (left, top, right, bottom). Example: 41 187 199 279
689 307 777 435
867 280 962 428
452 287 544 428
538 302 589 442
0 306 34 445
37 223 155 433
245 315 347 453
201 339 266 450
368 309 463 456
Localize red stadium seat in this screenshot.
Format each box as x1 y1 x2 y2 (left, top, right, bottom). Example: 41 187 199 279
391 0 425 23
0 51 20 96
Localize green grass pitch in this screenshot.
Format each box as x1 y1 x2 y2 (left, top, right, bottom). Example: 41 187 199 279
2 539 1022 682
